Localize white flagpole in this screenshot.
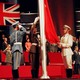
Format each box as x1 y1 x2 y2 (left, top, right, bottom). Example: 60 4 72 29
38 0 50 79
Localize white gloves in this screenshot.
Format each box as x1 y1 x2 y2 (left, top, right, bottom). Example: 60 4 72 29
33 16 39 24
18 24 23 29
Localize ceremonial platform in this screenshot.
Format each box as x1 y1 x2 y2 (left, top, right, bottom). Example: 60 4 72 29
0 52 80 79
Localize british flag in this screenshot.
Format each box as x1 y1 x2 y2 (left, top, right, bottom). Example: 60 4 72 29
0 3 20 26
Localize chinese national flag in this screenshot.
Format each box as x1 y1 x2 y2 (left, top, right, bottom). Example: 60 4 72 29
44 0 59 44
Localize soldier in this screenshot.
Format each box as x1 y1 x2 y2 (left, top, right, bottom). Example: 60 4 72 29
10 21 26 79
58 25 73 78
29 17 40 78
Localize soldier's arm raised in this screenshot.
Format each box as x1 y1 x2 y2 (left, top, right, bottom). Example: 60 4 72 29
31 16 39 29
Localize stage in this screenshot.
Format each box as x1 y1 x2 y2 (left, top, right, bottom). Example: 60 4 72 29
0 52 80 79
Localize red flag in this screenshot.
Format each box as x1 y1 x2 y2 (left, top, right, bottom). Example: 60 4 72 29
0 3 20 26
44 0 59 44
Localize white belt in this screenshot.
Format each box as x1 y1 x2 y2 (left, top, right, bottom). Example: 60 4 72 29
32 43 37 46
14 42 22 45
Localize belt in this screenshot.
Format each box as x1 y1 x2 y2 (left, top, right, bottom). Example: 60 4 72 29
14 42 22 45
62 47 70 49
32 43 37 46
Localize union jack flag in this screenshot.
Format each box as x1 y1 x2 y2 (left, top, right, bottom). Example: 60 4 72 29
0 3 20 26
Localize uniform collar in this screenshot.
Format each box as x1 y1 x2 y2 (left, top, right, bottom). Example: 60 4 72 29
64 33 69 36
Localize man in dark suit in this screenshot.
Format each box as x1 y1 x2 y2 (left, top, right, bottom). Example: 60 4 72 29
10 21 26 79
72 46 80 74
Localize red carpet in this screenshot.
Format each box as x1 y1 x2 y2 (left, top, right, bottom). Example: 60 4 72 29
0 66 12 78
0 65 63 78
48 52 63 64
0 52 80 79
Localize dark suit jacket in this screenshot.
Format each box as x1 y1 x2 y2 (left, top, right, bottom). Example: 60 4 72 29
72 51 80 64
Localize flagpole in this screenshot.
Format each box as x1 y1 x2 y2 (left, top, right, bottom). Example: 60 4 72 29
38 0 50 79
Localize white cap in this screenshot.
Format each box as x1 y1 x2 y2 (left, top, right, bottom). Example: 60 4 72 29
11 21 19 28
64 25 71 30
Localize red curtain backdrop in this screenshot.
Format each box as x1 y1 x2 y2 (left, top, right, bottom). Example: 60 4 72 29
44 0 59 44
48 0 75 36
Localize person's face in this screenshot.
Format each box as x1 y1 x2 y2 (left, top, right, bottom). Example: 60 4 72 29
33 28 37 34
75 46 78 51
27 39 30 42
14 24 19 30
4 38 7 42
2 34 5 38
16 25 19 30
73 37 76 41
63 28 69 34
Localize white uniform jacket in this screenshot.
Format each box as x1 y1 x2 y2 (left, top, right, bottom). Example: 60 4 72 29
60 33 73 56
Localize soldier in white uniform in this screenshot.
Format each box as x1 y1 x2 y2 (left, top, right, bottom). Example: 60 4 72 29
58 25 73 78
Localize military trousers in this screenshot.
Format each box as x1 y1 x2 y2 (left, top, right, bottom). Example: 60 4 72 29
12 51 21 70
62 54 72 69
